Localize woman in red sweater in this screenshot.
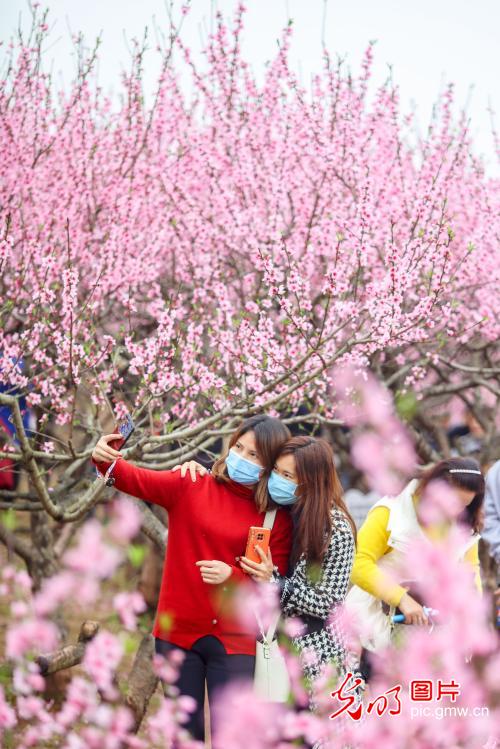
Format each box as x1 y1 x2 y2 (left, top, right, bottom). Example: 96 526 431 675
91 415 292 742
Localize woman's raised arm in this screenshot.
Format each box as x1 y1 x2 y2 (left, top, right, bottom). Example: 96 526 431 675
92 434 186 510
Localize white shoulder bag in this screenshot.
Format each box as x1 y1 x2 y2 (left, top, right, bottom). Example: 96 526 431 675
253 508 291 702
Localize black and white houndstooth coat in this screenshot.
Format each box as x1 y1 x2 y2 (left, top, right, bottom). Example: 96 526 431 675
272 506 356 686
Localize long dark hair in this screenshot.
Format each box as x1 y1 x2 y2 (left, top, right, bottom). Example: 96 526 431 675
416 457 484 534
258 436 357 566
212 415 291 510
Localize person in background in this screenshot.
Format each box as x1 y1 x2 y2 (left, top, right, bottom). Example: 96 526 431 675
447 410 484 457
345 457 484 681
482 459 500 620
0 356 36 491
483 459 500 567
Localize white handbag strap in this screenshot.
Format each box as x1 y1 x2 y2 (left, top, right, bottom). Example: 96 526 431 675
255 508 280 642
255 607 281 643
263 508 277 530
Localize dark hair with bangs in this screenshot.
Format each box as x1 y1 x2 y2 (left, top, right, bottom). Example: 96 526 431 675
416 457 484 533
211 414 291 511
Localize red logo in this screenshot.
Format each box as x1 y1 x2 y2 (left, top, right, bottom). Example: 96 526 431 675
330 673 401 721
330 676 461 720
410 680 433 701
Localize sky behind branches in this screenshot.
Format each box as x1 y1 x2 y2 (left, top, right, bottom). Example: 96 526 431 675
1 0 499 173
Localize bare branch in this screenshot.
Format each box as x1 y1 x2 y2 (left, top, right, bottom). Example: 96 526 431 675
124 634 159 732
138 503 167 554
36 620 100 675
0 520 35 563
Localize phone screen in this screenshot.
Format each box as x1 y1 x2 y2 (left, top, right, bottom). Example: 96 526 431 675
110 415 135 450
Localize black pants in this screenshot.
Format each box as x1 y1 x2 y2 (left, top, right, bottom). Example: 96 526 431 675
154 635 255 742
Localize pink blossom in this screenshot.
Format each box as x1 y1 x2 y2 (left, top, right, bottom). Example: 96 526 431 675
108 498 142 544
0 685 17 733
14 570 33 591
2 566 16 582
283 649 309 707
16 695 46 720
34 571 76 617
212 682 284 749
152 648 185 689
335 365 417 494
234 579 280 637
6 618 59 660
11 600 29 618
62 735 87 749
0 9 497 429
112 591 147 631
73 577 100 605
418 478 463 526
146 694 197 746
13 663 45 695
82 630 123 699
63 520 122 579
282 616 306 639
56 676 99 727
280 709 324 744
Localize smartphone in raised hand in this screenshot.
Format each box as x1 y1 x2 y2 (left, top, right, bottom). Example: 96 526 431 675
109 414 135 452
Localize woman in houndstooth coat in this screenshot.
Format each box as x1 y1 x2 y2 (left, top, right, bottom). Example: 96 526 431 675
240 436 360 705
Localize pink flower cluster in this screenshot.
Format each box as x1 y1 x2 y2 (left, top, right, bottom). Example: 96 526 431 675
334 365 417 494
82 630 124 699
0 4 497 429
112 591 147 631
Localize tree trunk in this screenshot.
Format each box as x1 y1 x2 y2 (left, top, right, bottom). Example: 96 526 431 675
124 633 159 732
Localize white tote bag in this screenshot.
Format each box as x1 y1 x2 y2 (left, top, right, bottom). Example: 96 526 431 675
253 509 291 702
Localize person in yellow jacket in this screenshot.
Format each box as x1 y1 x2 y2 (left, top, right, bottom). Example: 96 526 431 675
345 457 484 680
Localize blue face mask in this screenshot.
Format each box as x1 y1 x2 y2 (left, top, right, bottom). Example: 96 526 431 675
226 448 262 485
268 470 298 505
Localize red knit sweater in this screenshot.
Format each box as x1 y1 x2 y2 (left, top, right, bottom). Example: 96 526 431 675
92 457 292 655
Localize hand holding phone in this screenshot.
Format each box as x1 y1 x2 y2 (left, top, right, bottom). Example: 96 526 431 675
108 414 135 451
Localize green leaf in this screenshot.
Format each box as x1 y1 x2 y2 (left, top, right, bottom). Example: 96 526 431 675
127 543 146 568
306 562 322 585
1 509 16 532
395 390 418 422
123 634 137 656
0 662 13 688
1 730 14 749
